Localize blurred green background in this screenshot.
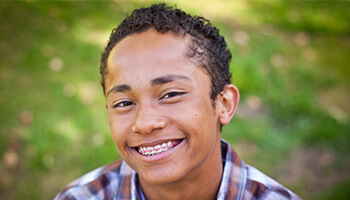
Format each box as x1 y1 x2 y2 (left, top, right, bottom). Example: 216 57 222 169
0 0 349 199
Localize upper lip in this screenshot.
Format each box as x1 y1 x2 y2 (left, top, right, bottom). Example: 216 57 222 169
130 138 184 148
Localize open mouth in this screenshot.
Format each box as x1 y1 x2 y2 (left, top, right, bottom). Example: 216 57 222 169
135 139 183 156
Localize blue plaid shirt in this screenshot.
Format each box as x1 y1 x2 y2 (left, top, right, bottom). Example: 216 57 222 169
55 140 301 200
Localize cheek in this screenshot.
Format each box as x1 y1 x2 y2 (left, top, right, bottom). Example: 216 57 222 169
190 103 219 144
108 112 131 148
169 99 217 136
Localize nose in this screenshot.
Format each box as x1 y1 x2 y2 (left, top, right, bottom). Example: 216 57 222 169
132 103 166 135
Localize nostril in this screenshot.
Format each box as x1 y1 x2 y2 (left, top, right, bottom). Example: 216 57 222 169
132 116 166 134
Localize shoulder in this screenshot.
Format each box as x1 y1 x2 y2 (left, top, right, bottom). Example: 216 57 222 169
244 165 302 200
221 140 302 200
54 160 133 200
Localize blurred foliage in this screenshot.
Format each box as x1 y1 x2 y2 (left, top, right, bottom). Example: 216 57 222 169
247 1 350 35
0 1 349 199
317 180 350 200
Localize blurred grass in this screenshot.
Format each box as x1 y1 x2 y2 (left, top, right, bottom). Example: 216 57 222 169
0 1 349 199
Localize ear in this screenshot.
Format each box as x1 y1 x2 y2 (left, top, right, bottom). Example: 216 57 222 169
217 84 240 125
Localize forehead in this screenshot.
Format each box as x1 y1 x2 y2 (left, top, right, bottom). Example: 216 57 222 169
110 30 189 63
105 30 206 88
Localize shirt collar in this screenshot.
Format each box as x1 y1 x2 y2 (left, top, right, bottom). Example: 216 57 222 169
217 139 247 200
131 170 145 200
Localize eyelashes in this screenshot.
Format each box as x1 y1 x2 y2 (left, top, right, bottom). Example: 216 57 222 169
112 91 186 109
160 91 185 99
113 101 134 109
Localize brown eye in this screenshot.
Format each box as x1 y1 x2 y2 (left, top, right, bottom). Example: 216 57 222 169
113 101 134 108
162 92 185 99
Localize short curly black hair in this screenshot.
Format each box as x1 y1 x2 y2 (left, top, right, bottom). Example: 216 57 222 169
100 3 232 102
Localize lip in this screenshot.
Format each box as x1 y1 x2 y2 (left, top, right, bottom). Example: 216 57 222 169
131 138 183 149
131 138 186 163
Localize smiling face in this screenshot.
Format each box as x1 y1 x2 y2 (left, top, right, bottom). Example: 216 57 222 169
105 30 226 186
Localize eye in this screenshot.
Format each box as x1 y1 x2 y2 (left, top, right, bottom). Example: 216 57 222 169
161 91 185 99
113 101 134 109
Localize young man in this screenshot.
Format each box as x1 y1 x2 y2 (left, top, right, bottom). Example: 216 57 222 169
55 3 301 200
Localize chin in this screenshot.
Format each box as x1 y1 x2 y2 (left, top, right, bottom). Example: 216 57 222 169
139 168 187 185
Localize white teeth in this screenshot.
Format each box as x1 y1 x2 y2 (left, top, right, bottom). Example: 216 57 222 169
137 140 180 156
146 147 152 155
167 141 172 148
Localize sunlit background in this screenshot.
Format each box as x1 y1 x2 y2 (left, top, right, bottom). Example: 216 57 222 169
0 1 349 199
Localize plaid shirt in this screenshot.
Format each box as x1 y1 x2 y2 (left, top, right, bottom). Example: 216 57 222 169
55 140 301 200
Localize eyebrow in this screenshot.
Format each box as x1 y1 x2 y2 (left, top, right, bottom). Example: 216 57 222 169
107 84 131 96
107 74 191 96
150 74 191 87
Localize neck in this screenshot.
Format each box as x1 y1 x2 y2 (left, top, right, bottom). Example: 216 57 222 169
139 139 223 200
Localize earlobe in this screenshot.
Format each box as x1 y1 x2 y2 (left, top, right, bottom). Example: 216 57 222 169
218 84 240 125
